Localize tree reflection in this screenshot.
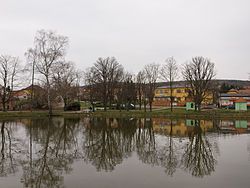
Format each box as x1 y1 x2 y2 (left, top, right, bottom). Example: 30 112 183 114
83 117 161 171
83 117 218 177
0 117 220 187
136 118 159 166
21 117 82 188
158 120 178 176
0 121 18 176
181 120 217 177
83 118 137 171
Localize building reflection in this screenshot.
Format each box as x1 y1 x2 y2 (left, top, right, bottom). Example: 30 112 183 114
83 117 219 177
218 120 250 134
152 118 214 136
1 117 249 187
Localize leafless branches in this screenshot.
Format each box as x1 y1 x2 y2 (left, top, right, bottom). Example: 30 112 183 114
0 55 21 111
28 30 68 115
52 61 79 108
85 57 124 111
161 57 178 111
182 56 216 111
144 63 160 111
136 71 146 111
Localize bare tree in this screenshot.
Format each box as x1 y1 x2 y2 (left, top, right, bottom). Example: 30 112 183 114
107 59 124 109
144 63 160 112
87 57 123 111
52 61 78 108
117 72 136 111
29 30 68 115
161 57 178 112
88 57 110 111
136 71 146 111
84 68 98 111
0 55 20 111
25 48 38 111
182 56 216 111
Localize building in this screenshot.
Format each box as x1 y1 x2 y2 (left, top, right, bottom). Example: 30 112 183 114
153 84 213 107
218 89 250 108
153 85 190 106
0 85 64 111
0 85 34 111
186 101 195 110
10 85 42 110
235 98 247 111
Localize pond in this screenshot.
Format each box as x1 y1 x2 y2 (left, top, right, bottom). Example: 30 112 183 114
0 117 249 188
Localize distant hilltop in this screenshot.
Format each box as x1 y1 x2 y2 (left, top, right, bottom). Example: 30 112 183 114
157 79 250 88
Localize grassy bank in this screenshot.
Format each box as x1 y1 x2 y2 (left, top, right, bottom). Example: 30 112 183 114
90 108 250 120
0 110 81 119
0 108 249 120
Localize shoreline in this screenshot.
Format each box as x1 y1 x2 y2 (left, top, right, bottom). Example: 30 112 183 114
0 109 249 120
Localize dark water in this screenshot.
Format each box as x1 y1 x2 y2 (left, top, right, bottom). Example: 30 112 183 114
0 117 249 188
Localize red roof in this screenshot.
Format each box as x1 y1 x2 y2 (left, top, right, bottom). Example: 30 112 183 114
235 98 247 103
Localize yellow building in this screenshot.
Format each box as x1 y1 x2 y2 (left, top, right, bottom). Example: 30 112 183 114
153 85 191 106
153 84 213 107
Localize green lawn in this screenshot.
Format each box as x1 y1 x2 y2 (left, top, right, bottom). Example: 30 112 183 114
0 108 249 120
90 108 250 119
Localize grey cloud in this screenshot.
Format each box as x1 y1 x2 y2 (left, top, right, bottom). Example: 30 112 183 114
0 0 249 79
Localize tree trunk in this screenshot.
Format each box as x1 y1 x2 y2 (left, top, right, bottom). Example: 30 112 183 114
30 59 35 112
2 98 6 112
143 99 147 112
46 76 52 116
149 101 152 112
103 91 107 111
63 97 67 111
170 84 173 112
198 103 201 111
139 96 142 110
138 87 142 110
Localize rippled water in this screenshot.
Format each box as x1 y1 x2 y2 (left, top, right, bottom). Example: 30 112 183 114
0 117 249 188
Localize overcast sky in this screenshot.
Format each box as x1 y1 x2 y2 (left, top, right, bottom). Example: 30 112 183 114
0 0 249 80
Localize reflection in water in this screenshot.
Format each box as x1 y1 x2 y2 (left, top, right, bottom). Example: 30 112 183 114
83 118 218 178
0 121 20 177
136 118 158 166
20 118 83 187
158 120 178 176
217 120 250 134
181 120 217 177
83 118 134 171
0 117 249 187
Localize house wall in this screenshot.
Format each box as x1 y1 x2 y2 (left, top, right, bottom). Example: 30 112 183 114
186 102 195 110
235 102 247 111
219 96 250 107
153 87 213 107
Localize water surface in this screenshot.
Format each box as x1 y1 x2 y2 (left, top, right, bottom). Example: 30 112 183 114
0 117 249 188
